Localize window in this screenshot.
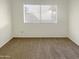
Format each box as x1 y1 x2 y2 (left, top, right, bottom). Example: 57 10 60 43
24 4 57 23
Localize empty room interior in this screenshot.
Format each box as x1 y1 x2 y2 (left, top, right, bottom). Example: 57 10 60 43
0 0 79 59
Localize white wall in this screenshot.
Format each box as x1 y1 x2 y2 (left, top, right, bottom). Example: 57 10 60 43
69 0 79 45
12 0 68 37
0 0 12 47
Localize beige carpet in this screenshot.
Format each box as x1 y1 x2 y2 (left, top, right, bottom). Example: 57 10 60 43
0 38 79 59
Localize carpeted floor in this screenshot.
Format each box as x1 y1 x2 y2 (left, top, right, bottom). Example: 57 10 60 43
0 38 79 59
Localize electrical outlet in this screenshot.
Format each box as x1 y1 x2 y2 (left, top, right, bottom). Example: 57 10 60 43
21 31 24 34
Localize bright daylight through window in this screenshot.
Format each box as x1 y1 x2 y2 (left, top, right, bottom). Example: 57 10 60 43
24 5 57 23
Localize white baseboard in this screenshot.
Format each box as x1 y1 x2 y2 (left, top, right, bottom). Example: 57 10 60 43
0 36 13 48
68 36 79 46
13 34 67 38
